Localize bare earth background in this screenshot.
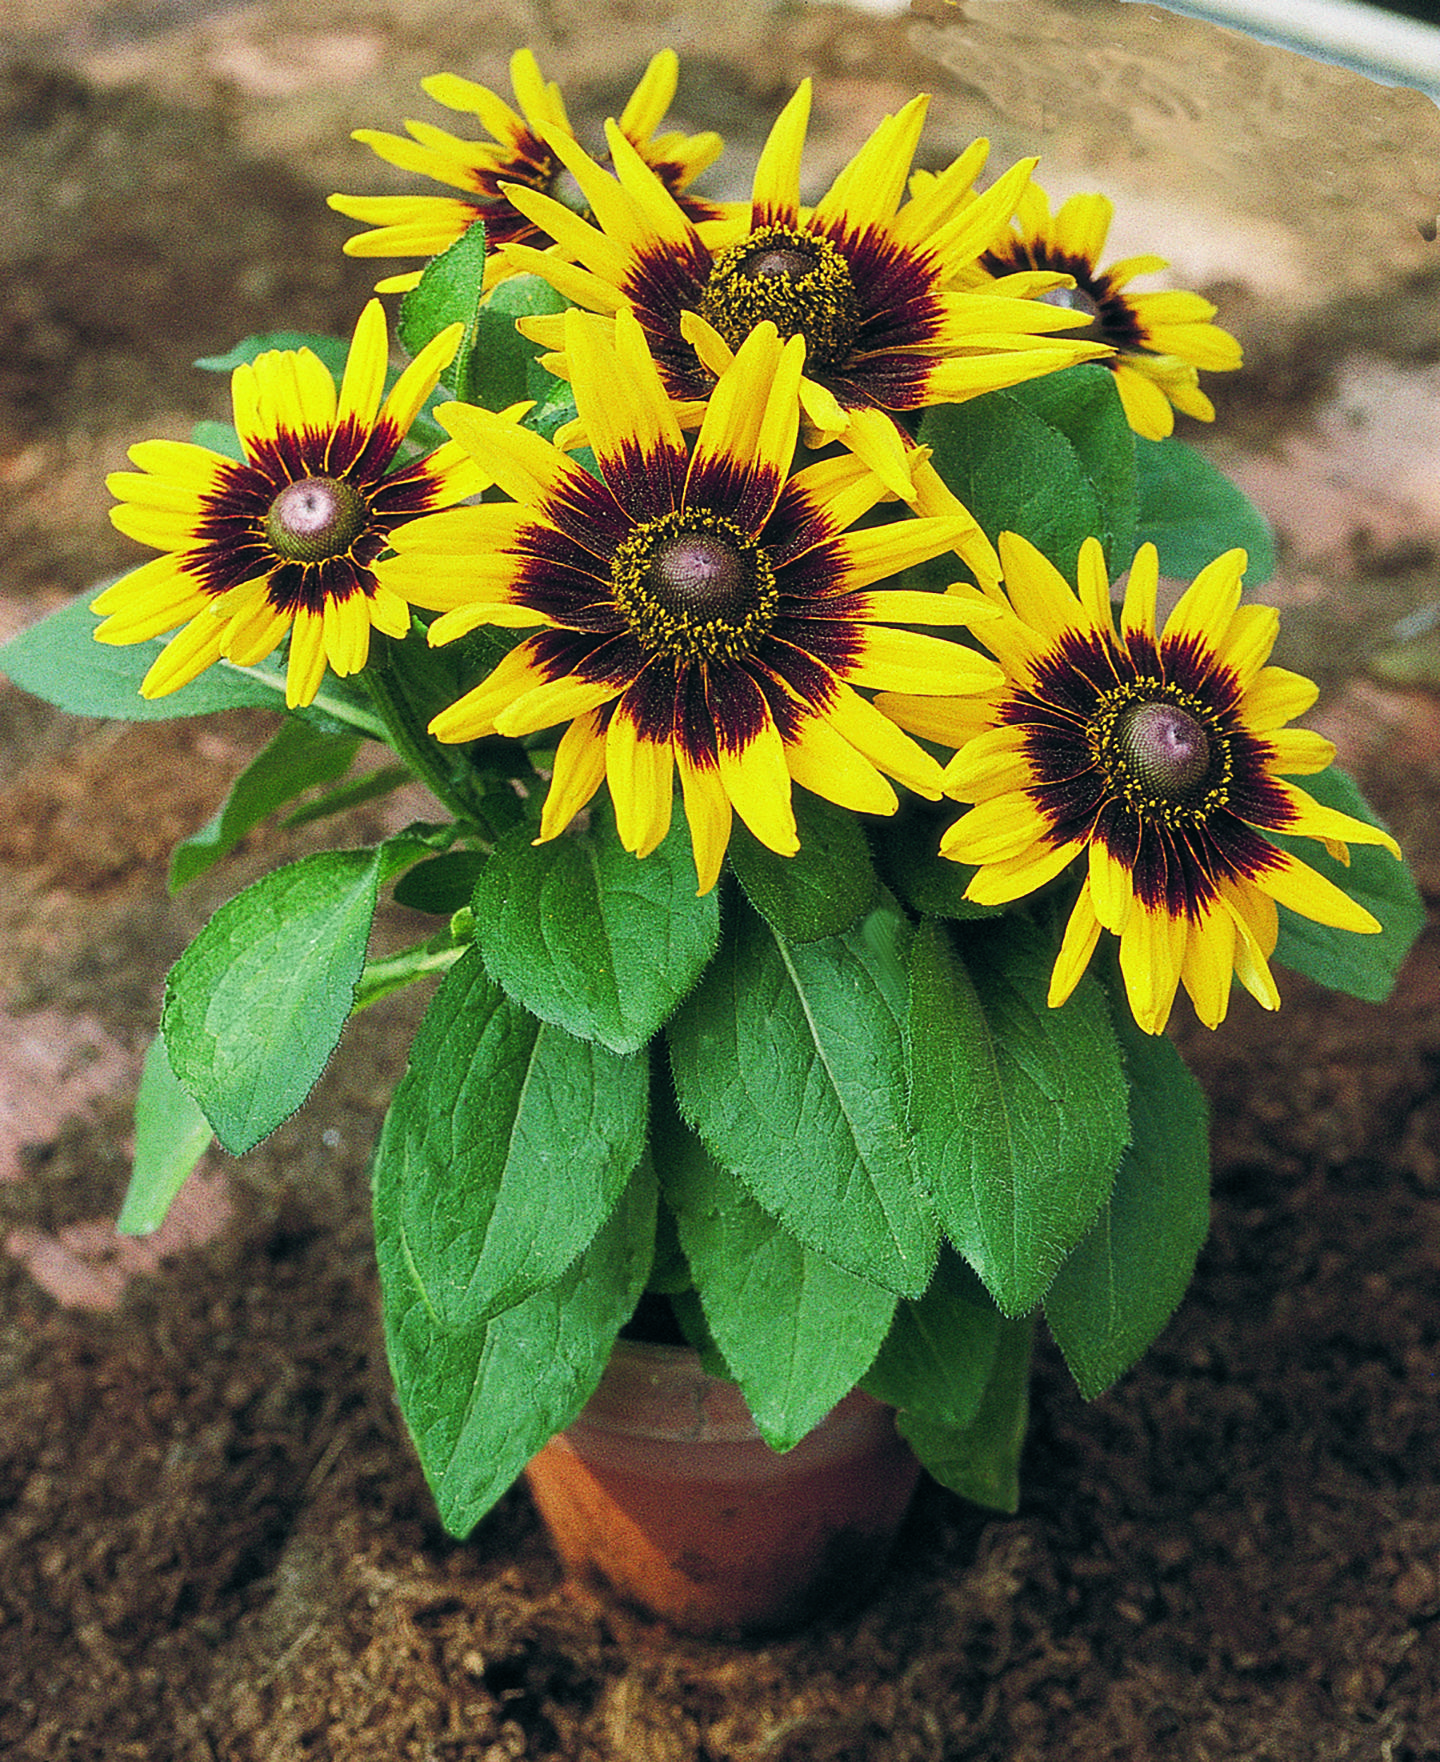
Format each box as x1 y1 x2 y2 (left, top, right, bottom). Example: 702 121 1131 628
2 2 1440 1757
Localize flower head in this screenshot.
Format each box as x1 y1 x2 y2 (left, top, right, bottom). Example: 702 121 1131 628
376 308 1005 893
328 48 724 294
495 81 1111 498
94 300 483 708
967 183 1242 439
879 534 1400 1033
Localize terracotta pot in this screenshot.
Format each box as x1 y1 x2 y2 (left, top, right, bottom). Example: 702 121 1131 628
523 1340 922 1636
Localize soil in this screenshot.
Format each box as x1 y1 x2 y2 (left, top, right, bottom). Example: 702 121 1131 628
3 2 1440 1758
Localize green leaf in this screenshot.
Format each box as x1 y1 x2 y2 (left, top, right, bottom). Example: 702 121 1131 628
861 1248 1000 1432
1134 435 1276 586
377 1157 656 1538
896 1312 1034 1514
392 850 488 915
472 799 721 1055
921 364 1135 579
115 1033 213 1236
1269 766 1422 1003
667 894 938 1298
0 586 282 721
908 915 1129 1316
398 219 488 400
1005 363 1137 573
878 803 1003 922
371 947 648 1327
728 791 879 942
169 716 360 889
190 419 243 460
468 274 569 411
282 764 411 830
1044 1008 1210 1397
162 838 425 1154
196 332 351 377
352 926 470 1014
662 1116 897 1451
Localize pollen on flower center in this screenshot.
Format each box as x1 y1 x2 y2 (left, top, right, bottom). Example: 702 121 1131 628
1089 680 1228 822
612 510 778 664
265 476 368 563
700 224 859 368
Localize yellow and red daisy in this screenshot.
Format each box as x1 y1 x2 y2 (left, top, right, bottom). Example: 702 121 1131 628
94 300 483 708
375 308 1005 894
328 48 724 294
493 81 1111 502
967 183 1243 440
879 533 1399 1033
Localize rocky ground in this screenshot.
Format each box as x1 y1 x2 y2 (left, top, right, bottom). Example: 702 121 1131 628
2 2 1439 1757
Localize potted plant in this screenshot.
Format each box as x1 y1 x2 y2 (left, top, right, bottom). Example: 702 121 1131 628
1 50 1422 1637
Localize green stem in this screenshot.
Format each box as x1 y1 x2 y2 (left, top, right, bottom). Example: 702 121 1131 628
360 651 497 837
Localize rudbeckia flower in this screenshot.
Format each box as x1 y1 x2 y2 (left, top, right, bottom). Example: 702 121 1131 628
328 48 724 294
94 300 484 708
375 308 1005 894
878 534 1400 1034
493 81 1112 501
967 183 1243 440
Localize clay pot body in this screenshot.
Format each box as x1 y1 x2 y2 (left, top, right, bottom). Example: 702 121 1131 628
523 1340 922 1636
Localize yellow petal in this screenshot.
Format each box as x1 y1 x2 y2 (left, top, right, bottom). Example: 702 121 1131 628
1264 728 1335 776
716 713 798 856
494 672 620 739
1087 837 1135 934
606 709 675 858
1272 780 1400 859
567 306 683 497
954 836 1082 904
819 682 946 798
138 613 229 698
539 708 608 841
323 591 372 679
1120 544 1160 644
1254 848 1381 935
435 400 597 510
688 325 803 525
941 790 1051 863
997 531 1088 647
1180 900 1236 1029
812 95 928 234
675 749 734 895
335 299 389 433
783 712 899 817
1241 665 1319 730
750 81 810 221
1117 902 1187 1034
1162 548 1247 652
285 607 329 708
1048 885 1104 1009
379 319 466 439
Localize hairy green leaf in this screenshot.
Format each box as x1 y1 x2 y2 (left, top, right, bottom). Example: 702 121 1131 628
1045 1007 1211 1397
116 1033 214 1236
1134 435 1276 585
473 800 720 1054
376 1158 656 1538
668 895 937 1297
662 1117 896 1450
162 838 425 1153
908 915 1128 1315
371 947 648 1327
